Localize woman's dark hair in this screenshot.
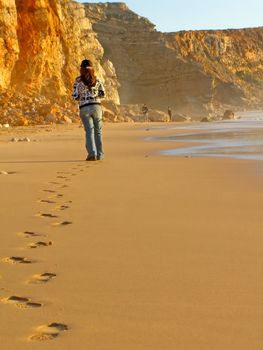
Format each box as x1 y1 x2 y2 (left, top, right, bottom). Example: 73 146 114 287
81 67 97 88
80 59 93 68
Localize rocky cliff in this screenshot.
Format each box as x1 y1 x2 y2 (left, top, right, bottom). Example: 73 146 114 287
0 0 18 91
0 1 263 125
0 0 119 125
165 29 263 110
84 2 263 117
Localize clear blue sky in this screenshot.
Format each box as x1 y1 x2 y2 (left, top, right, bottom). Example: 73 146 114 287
78 0 263 32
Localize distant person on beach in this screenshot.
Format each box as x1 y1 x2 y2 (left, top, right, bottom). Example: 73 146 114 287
142 103 149 122
72 59 105 161
167 106 172 122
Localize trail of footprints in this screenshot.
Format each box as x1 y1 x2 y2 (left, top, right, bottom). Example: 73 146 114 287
0 165 88 341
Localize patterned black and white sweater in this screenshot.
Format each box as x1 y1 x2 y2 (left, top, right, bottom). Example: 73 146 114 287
72 76 105 109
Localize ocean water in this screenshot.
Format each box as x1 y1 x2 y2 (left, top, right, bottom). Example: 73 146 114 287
148 111 263 162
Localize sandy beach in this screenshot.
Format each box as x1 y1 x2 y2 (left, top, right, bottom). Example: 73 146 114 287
0 122 263 350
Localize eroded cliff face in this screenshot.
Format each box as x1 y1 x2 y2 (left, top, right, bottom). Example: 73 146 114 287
84 3 263 117
1 1 262 124
0 0 19 90
165 29 263 108
0 0 120 125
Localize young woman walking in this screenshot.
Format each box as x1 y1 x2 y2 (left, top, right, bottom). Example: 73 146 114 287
72 59 105 161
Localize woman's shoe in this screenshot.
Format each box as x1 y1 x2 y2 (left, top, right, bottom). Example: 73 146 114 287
86 156 96 161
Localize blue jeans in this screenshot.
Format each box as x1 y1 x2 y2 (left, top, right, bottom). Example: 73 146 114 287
80 104 104 159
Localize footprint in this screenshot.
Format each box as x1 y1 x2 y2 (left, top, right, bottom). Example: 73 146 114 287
55 205 69 211
29 323 68 341
0 170 18 175
42 190 56 193
59 185 68 189
52 221 72 227
49 181 59 185
1 296 42 308
2 256 33 264
29 272 56 284
36 213 58 219
49 194 63 198
29 241 53 249
18 231 42 238
38 199 56 204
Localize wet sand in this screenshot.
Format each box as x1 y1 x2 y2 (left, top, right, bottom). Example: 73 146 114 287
0 123 262 349
156 118 263 161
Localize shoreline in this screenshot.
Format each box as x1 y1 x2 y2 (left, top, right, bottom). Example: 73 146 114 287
0 123 263 349
146 119 263 162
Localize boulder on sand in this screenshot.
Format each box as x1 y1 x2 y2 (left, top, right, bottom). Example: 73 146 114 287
148 110 169 122
223 109 235 120
172 113 192 122
103 108 118 122
44 113 56 123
